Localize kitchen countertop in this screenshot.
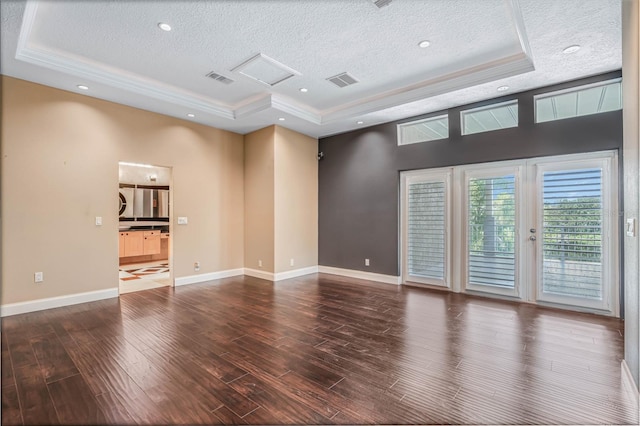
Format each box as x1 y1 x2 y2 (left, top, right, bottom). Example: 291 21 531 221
119 221 170 230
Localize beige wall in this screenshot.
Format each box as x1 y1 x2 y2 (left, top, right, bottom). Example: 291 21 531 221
243 126 275 273
274 126 318 273
1 76 244 304
243 125 318 276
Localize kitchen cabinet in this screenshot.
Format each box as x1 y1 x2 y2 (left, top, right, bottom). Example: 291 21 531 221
119 230 166 263
119 232 126 257
119 230 164 260
121 231 144 257
143 230 161 255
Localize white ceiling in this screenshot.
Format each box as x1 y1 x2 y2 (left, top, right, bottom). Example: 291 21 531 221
0 0 621 138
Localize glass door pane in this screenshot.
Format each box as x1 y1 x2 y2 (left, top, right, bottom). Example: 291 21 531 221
403 171 450 287
538 167 607 306
467 173 517 293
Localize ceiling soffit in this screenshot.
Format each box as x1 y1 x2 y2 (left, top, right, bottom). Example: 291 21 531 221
15 0 534 129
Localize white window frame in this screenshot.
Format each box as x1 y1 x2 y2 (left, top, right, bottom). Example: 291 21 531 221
533 78 622 124
460 163 524 298
460 99 519 136
397 114 449 146
532 152 618 313
400 168 452 288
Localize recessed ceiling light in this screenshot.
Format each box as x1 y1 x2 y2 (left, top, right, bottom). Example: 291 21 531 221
418 40 431 48
562 45 581 54
158 22 172 31
299 88 308 93
187 113 195 118
497 85 509 92
357 121 364 125
278 117 285 121
77 85 89 90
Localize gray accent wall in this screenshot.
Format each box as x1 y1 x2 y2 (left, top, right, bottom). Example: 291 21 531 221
319 71 623 277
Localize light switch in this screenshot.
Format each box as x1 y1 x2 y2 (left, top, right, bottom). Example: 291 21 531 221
177 217 188 225
626 218 636 237
95 216 102 226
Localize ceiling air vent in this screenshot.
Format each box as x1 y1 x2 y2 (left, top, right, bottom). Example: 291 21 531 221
373 0 393 8
205 71 234 85
231 53 300 87
327 72 359 88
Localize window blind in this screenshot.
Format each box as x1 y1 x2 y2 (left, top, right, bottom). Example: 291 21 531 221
467 175 516 288
407 181 446 280
542 168 603 300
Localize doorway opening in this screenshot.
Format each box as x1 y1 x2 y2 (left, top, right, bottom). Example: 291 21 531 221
118 162 173 294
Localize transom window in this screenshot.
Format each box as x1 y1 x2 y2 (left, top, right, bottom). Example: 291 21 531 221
461 100 518 136
535 79 622 123
397 115 448 146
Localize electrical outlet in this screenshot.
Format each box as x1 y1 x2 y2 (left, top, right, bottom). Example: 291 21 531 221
178 217 188 225
258 260 262 268
34 272 43 283
290 258 294 266
95 216 102 226
194 261 200 272
365 258 370 266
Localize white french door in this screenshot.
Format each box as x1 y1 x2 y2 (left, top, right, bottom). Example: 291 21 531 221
532 155 616 311
401 151 618 315
401 169 451 288
462 165 523 298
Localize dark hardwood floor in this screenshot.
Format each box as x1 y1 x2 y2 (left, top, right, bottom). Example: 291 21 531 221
1 273 637 425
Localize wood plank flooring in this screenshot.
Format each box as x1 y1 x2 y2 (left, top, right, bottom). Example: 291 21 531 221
1 273 637 424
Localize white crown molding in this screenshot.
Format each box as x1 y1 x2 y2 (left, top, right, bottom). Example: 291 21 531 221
321 52 534 123
234 94 274 119
508 0 534 62
1 287 118 317
271 95 322 125
16 0 535 130
16 46 236 119
16 1 235 119
17 0 38 53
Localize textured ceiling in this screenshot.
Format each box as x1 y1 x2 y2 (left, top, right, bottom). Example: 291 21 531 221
0 0 622 138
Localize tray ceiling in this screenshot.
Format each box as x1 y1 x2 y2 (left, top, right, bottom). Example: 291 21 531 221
0 0 621 138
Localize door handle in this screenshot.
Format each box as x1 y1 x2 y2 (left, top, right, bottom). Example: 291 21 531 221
529 235 536 241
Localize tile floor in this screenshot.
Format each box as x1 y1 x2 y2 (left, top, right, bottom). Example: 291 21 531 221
118 261 171 294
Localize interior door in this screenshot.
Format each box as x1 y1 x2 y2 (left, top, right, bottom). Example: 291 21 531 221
533 155 616 311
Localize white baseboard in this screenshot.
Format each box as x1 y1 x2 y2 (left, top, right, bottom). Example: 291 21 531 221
174 268 244 287
274 266 318 281
621 360 640 407
244 266 319 282
318 266 401 285
244 268 275 281
0 288 119 317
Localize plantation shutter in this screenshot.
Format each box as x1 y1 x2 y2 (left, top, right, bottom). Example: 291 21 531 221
407 180 446 282
541 168 603 300
467 175 516 288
